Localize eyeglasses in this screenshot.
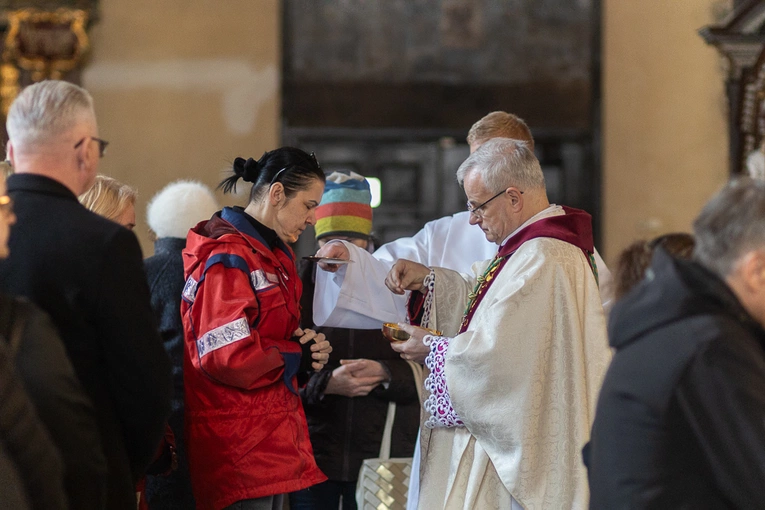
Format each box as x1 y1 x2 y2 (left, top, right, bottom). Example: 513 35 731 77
0 195 13 216
74 137 109 158
467 190 505 218
467 188 523 218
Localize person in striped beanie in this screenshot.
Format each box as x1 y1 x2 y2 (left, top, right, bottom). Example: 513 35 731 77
291 170 420 510
314 171 372 247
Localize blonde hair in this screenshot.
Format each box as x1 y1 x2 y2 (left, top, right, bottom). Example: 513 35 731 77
79 175 137 222
467 111 535 151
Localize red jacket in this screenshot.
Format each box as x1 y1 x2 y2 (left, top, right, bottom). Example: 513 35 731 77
181 207 325 510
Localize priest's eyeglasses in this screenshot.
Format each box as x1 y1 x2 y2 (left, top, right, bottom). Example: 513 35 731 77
74 136 109 158
467 188 524 218
467 190 505 218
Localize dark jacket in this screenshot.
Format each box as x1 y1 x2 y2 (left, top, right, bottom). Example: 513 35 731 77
586 249 765 509
143 237 195 509
0 333 66 510
299 261 420 482
0 174 172 510
0 293 106 509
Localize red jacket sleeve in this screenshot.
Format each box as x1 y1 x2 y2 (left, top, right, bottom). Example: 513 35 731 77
186 257 289 390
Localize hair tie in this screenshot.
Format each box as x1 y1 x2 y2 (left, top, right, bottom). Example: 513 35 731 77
233 157 262 183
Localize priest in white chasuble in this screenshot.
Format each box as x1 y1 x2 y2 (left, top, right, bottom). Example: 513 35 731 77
386 137 611 510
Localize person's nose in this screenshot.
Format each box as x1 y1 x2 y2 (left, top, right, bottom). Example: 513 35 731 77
468 213 480 226
307 209 317 226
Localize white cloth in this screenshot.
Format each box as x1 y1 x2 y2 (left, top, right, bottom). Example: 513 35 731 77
312 211 498 328
313 210 613 329
415 212 611 509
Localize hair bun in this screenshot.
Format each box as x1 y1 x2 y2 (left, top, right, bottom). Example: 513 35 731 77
233 157 262 183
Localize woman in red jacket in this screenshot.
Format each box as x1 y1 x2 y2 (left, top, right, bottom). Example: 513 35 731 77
181 147 332 510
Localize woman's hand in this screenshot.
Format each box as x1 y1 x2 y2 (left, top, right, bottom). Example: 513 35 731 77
389 323 432 364
294 328 333 371
325 359 388 397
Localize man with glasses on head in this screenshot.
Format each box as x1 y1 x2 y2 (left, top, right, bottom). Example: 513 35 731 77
384 138 611 509
0 80 171 510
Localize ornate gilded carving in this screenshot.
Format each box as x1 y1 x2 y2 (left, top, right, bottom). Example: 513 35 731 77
0 8 90 115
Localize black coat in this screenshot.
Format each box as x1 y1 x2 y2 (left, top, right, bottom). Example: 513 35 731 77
299 262 420 482
586 249 765 509
0 331 66 510
143 237 196 509
0 293 106 509
0 174 172 510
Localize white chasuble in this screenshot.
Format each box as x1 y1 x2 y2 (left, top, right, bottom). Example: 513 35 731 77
417 235 611 510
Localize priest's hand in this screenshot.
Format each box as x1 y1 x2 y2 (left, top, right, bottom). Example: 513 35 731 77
325 359 388 397
294 328 333 371
385 259 430 295
314 241 350 272
389 323 431 364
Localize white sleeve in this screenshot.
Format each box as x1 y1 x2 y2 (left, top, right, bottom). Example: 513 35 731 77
312 241 410 328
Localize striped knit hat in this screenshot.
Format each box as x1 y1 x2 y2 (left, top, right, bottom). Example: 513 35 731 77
315 171 372 240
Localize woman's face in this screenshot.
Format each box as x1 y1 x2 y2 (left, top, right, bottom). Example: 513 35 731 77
114 202 136 231
274 178 325 244
0 177 16 259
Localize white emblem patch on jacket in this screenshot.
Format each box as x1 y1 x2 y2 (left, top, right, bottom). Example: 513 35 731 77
250 269 278 292
182 276 199 303
196 317 250 358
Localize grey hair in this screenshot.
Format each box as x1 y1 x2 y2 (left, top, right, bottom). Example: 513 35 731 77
456 138 545 193
694 177 765 277
6 80 95 148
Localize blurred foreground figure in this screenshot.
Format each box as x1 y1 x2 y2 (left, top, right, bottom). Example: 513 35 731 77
0 80 171 510
587 177 765 508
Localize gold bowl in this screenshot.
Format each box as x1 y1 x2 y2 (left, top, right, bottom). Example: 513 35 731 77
382 323 442 343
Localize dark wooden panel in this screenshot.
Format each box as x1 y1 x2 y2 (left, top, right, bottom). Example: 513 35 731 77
283 80 591 131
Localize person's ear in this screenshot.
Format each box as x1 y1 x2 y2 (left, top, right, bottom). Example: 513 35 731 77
75 137 93 171
507 187 524 211
268 182 285 207
6 142 14 166
738 251 765 293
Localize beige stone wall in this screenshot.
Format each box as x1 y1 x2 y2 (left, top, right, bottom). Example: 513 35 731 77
84 0 280 255
602 0 730 264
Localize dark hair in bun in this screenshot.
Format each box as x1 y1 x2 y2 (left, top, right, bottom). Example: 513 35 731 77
218 147 325 202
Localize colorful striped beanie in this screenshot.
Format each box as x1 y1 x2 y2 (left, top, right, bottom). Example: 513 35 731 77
315 171 372 240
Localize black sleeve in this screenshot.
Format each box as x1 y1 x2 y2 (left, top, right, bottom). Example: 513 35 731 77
675 334 765 508
95 229 172 480
300 368 334 406
0 339 67 510
14 301 107 508
373 359 419 404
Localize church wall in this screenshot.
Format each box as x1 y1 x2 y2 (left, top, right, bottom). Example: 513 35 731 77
81 0 730 263
84 0 280 254
601 0 730 264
